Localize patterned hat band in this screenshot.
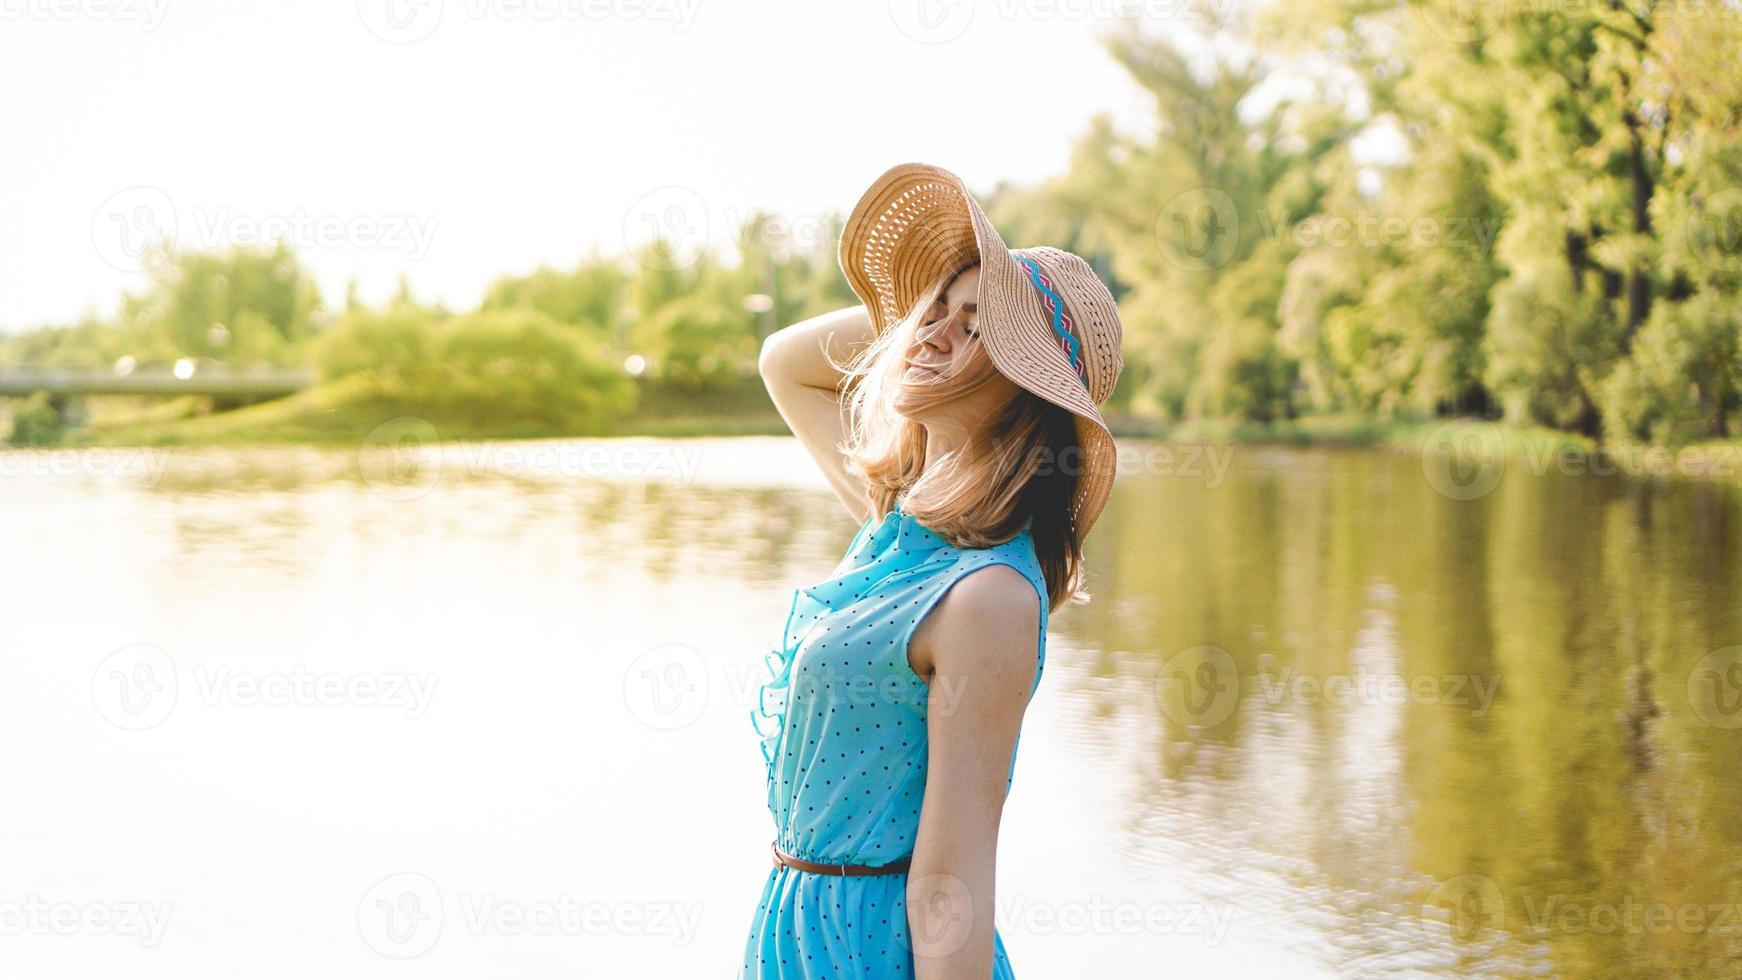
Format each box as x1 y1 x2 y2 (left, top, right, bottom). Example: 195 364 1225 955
1013 254 1089 387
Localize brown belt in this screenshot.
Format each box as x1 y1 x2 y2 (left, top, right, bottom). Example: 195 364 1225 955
771 842 912 877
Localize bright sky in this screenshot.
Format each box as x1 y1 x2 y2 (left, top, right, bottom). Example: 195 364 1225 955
0 0 1175 333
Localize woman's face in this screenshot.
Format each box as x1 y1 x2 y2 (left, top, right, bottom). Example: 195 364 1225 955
892 265 1022 426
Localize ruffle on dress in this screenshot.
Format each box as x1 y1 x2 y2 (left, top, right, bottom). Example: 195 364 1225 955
748 504 955 810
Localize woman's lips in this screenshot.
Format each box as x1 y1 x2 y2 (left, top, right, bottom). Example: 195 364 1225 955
904 361 944 379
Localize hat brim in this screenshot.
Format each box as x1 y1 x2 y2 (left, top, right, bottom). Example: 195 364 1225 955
839 163 1117 539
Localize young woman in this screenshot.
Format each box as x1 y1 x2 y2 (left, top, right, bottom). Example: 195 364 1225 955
741 163 1124 979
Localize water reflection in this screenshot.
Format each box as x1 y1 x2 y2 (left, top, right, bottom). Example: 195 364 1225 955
1074 448 1742 978
1 439 1738 977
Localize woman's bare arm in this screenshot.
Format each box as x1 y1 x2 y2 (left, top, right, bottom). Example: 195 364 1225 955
906 565 1042 979
757 305 877 525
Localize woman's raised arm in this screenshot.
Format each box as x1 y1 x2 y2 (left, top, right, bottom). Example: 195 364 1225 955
757 305 878 525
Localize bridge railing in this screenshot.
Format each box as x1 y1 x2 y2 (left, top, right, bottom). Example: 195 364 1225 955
0 367 314 398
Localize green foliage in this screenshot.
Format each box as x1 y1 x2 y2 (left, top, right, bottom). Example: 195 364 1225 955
312 302 438 385
118 243 322 367
1484 266 1616 432
431 308 634 428
314 304 635 432
634 292 756 389
10 6 1742 447
7 391 64 446
1598 290 1741 443
481 256 625 346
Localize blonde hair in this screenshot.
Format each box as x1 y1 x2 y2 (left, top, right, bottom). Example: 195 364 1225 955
832 261 1089 613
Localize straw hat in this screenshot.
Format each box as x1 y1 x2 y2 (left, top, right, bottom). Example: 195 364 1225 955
838 162 1125 539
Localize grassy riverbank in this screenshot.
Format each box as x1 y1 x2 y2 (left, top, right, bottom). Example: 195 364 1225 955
66 375 789 447
28 383 1742 484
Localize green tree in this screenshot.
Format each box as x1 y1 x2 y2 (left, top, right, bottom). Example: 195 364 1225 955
117 243 321 367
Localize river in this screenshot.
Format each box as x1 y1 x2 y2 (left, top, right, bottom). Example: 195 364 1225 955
3 436 1739 978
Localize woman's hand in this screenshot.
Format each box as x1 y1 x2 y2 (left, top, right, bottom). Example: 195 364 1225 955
757 305 877 524
906 564 1043 978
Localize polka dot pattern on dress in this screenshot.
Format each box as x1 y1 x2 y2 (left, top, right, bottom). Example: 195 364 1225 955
741 500 1049 979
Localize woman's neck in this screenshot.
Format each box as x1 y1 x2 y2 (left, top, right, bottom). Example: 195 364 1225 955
921 419 989 473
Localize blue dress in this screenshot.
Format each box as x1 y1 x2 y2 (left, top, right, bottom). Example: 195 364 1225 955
741 500 1050 979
